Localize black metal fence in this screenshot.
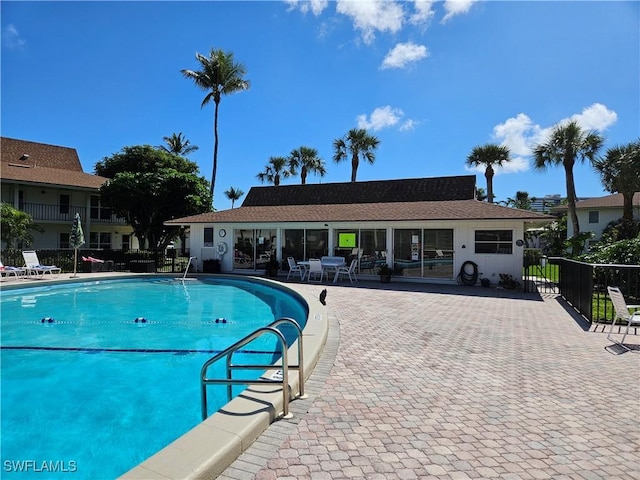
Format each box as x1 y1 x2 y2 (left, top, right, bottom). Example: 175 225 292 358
0 249 193 275
523 252 640 323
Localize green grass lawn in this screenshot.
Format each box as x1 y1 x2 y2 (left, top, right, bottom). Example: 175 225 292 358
524 263 559 282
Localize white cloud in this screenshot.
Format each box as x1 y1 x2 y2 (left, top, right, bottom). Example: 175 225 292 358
569 103 618 132
2 24 26 50
441 0 478 24
487 103 618 175
380 42 429 70
410 0 436 26
357 105 405 131
493 113 543 157
284 0 329 16
400 119 420 131
336 0 405 44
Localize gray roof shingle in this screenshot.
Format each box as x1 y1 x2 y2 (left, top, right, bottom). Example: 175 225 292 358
242 175 476 206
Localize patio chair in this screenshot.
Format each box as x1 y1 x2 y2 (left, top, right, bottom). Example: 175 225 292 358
334 258 358 284
306 258 325 283
0 261 26 279
286 256 304 281
607 286 640 351
22 250 61 278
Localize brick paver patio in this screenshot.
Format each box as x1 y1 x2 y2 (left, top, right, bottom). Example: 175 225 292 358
220 281 639 480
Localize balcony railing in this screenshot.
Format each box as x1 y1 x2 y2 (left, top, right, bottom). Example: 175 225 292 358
18 203 127 224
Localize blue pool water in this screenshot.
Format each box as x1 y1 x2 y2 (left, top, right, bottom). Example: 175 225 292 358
0 277 307 479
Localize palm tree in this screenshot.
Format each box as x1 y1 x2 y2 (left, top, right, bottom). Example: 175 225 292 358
504 191 532 210
181 49 250 201
159 132 199 156
224 186 245 208
466 144 511 204
288 146 326 185
332 128 380 182
592 138 640 223
257 157 290 186
533 120 604 237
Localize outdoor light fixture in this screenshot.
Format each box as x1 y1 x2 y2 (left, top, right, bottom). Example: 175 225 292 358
20 154 30 161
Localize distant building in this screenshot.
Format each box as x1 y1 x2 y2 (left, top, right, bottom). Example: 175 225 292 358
530 194 563 213
0 137 137 250
553 192 640 243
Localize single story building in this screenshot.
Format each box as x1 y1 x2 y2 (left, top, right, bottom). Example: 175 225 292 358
166 175 553 285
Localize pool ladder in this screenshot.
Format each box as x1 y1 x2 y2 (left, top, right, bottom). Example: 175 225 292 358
200 317 305 421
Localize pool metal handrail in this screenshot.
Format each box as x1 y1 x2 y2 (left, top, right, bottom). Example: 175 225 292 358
182 256 197 280
200 317 304 421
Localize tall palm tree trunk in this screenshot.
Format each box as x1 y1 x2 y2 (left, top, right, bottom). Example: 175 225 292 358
485 165 495 203
211 100 220 199
623 195 634 222
564 161 580 236
351 155 359 182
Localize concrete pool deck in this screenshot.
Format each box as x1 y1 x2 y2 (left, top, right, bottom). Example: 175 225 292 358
3 273 638 479
218 280 639 480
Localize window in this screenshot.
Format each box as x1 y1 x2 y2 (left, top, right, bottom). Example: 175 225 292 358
59 233 70 249
204 227 214 247
59 194 70 215
475 230 513 254
588 211 599 224
90 195 112 220
89 232 111 250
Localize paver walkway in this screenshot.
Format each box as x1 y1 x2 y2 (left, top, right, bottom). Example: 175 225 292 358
220 281 639 480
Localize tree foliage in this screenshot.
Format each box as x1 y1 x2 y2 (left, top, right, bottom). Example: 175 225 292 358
224 186 244 208
288 146 326 185
592 138 640 227
503 191 532 210
94 145 212 249
579 237 640 265
1 203 43 249
257 157 290 186
159 132 199 156
466 144 511 204
333 128 380 182
533 120 603 237
182 48 250 202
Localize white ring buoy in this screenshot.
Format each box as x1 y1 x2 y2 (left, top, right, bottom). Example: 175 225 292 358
217 242 228 255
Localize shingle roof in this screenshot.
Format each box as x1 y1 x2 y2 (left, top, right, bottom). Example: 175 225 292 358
1 137 108 189
167 199 553 225
572 192 640 209
242 175 476 206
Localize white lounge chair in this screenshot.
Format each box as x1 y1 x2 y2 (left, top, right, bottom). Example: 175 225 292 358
22 250 62 278
607 286 640 351
0 261 26 279
334 258 358 284
286 257 304 281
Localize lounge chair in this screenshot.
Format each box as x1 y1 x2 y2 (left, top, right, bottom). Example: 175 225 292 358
333 258 358 284
286 257 304 281
22 250 62 278
0 261 26 279
607 286 640 351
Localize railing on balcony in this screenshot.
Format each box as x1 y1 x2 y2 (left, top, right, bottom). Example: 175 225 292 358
19 203 127 224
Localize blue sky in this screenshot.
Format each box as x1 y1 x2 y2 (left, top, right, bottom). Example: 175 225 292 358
2 1 638 211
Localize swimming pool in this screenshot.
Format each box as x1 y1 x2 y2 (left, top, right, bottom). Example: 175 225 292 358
0 277 308 479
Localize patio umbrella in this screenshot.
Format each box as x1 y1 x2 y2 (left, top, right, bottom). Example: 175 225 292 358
70 213 85 277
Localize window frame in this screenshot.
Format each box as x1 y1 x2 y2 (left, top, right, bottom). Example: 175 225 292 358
474 230 513 254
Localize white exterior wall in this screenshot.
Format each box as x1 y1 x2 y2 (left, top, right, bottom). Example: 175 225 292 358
187 220 528 285
573 207 628 241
